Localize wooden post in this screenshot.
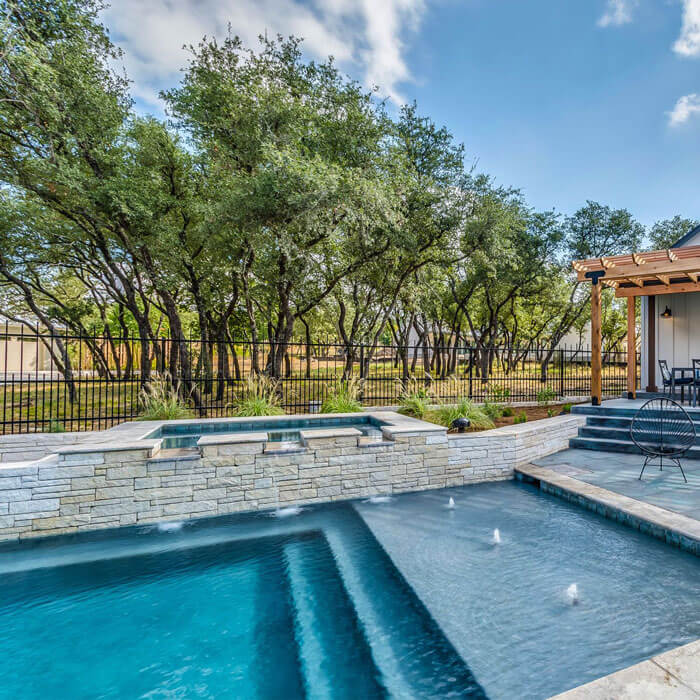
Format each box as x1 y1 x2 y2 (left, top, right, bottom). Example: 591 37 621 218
591 280 602 406
626 296 636 399
646 296 657 392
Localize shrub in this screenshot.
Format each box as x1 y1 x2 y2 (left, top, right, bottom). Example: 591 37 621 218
139 374 193 421
561 402 573 414
489 385 511 402
502 406 515 418
431 398 495 431
483 401 504 421
232 375 285 417
321 377 363 413
398 378 431 418
536 386 556 406
48 419 65 433
547 408 555 417
514 411 528 424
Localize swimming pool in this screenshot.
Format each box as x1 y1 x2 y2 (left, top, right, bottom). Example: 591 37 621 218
0 482 698 698
146 414 388 449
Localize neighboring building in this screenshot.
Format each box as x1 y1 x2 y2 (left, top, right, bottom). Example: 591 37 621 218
640 223 700 390
0 321 56 376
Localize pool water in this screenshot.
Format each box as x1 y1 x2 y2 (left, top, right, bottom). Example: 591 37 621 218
0 505 483 699
146 415 387 449
0 483 698 699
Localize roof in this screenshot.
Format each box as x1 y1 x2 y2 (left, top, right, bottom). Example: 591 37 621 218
672 223 700 249
572 244 700 297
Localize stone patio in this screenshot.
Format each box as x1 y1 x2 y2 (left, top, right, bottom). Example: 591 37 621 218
533 447 700 519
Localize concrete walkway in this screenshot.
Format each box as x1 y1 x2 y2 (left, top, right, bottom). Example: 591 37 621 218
534 448 700 520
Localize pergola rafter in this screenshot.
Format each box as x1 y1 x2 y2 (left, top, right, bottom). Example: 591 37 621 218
571 244 700 406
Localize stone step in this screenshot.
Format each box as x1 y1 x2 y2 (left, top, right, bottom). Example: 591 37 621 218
573 404 700 423
579 425 700 446
569 436 700 460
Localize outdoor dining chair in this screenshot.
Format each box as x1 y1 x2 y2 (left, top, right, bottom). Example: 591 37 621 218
659 359 693 401
630 397 695 483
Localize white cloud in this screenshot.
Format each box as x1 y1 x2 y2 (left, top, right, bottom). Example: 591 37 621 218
668 93 700 125
674 0 700 56
103 0 426 110
597 0 637 27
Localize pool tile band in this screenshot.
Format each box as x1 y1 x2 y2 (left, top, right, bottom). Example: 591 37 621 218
516 464 700 556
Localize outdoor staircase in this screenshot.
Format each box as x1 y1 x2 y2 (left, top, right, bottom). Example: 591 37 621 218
569 403 700 460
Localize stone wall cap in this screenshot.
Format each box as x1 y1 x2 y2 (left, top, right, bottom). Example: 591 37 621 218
197 432 268 447
55 441 159 455
300 427 362 441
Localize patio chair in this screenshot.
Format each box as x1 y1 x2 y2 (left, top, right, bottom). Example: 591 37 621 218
630 398 695 483
658 359 692 401
693 359 700 407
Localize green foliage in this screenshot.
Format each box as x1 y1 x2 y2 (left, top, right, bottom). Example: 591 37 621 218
48 419 65 433
536 386 556 406
430 398 495 431
321 378 364 414
561 403 573 414
483 401 504 421
547 408 555 417
514 411 528 424
139 375 193 421
488 385 511 402
502 406 515 417
397 379 431 418
648 216 699 250
232 375 285 417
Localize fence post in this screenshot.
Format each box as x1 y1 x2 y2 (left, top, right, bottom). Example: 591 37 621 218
468 347 473 399
559 348 565 398
359 344 364 379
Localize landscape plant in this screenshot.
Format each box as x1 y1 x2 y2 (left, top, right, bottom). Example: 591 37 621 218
139 375 193 421
231 375 285 417
321 378 364 413
430 398 495 431
397 379 432 418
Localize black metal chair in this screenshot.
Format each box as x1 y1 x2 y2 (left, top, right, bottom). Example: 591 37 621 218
630 398 695 483
659 359 692 402
692 359 700 407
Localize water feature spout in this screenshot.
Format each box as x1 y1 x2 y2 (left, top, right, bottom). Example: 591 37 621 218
367 495 393 504
157 521 184 533
275 505 303 518
446 497 456 509
566 583 579 605
492 528 501 545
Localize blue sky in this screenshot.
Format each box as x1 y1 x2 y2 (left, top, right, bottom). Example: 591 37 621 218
104 0 700 228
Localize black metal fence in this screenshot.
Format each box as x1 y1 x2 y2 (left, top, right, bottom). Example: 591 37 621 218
0 325 639 434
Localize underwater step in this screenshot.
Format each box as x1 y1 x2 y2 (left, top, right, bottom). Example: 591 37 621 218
324 512 485 699
283 535 383 699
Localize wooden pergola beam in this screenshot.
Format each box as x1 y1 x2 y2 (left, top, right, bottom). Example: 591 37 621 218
575 256 700 283
615 280 700 297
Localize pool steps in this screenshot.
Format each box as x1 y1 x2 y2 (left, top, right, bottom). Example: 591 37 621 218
569 404 700 459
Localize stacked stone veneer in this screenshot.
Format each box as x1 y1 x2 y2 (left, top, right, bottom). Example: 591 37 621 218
0 413 584 541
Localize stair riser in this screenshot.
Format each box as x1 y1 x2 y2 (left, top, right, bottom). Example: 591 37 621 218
573 406 700 423
579 426 700 446
570 437 700 460
585 417 633 429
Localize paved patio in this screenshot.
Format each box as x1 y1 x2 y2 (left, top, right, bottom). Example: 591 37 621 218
533 447 700 521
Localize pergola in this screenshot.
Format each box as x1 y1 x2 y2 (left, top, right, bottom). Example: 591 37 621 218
573 244 700 405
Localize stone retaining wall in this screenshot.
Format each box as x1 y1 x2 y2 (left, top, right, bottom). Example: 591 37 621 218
0 413 584 541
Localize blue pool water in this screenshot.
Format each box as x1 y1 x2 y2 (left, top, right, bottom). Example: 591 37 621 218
146 415 387 449
0 505 482 699
0 483 698 699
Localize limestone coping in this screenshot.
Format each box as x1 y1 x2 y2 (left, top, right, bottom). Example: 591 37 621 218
300 427 362 442
196 432 268 447
55 441 161 456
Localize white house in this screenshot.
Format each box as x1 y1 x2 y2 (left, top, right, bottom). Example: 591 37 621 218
639 224 700 392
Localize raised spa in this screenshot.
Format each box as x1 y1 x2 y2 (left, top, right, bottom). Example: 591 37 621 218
145 414 389 449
